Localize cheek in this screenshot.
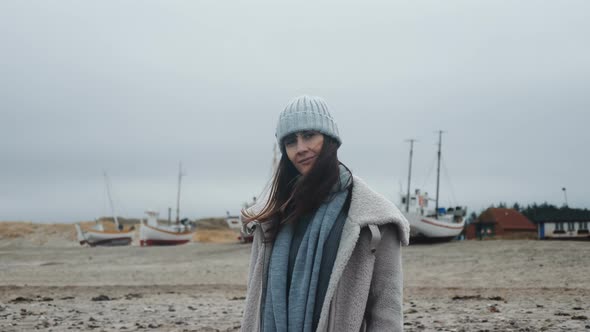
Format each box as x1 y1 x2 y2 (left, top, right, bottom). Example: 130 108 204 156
285 147 297 163
313 138 324 153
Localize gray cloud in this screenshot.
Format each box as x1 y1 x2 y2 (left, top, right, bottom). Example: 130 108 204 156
1 0 588 222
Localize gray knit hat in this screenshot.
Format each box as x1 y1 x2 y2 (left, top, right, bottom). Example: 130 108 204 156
275 95 341 151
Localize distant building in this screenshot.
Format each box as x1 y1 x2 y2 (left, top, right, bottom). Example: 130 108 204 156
528 208 590 240
465 208 536 240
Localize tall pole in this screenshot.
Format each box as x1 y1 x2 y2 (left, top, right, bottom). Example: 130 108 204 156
405 139 416 213
435 130 444 219
176 163 184 224
562 187 568 207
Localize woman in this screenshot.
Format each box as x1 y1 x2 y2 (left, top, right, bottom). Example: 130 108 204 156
241 95 410 332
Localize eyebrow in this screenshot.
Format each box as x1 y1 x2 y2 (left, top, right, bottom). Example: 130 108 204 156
283 133 297 141
294 130 317 136
283 131 317 143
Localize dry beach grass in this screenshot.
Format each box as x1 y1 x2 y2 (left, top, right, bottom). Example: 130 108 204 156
0 220 238 247
0 221 588 331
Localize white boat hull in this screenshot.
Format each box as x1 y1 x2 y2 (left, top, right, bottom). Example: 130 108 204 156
75 224 133 246
139 223 194 246
225 215 254 243
226 215 242 230
404 212 465 242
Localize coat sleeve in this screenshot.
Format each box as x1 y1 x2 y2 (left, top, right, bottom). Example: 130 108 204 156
246 226 262 290
365 224 404 331
241 226 263 332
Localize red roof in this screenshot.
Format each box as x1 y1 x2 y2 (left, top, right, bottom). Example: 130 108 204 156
478 208 536 231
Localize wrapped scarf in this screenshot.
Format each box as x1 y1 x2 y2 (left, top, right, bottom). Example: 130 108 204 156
263 165 351 332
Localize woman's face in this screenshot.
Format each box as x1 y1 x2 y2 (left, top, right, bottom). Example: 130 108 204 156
284 131 324 176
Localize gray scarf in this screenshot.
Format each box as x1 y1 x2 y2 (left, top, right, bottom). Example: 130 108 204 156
263 165 351 332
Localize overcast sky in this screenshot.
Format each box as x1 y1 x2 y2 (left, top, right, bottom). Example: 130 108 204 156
1 1 589 223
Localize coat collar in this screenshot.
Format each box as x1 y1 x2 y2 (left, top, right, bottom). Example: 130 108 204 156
245 175 410 246
348 175 410 245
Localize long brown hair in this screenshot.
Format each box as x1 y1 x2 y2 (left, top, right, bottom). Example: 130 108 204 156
243 135 345 240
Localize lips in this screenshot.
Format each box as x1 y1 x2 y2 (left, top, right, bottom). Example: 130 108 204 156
298 156 316 165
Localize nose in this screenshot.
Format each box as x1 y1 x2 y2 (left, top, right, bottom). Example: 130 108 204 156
295 137 308 154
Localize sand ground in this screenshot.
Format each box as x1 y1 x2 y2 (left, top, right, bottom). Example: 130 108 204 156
0 226 588 331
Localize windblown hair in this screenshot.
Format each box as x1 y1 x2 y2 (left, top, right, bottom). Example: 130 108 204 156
242 136 347 241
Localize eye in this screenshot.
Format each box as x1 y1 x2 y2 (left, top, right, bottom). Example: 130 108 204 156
302 131 316 139
283 136 296 147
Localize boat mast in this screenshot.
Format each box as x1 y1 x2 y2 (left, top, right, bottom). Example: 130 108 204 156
435 130 444 219
103 171 120 229
176 162 184 224
405 139 416 213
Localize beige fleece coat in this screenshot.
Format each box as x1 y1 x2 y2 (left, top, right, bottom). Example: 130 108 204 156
241 176 410 332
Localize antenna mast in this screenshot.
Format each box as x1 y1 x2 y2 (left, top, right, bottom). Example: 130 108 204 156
435 130 445 218
405 139 416 213
176 162 184 223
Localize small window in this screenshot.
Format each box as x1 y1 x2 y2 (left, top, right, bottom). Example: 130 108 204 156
580 222 588 230
556 223 564 231
568 222 575 231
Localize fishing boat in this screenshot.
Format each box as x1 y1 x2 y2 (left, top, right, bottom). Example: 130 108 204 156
225 196 257 243
225 144 278 243
75 173 134 246
139 210 194 246
401 132 466 243
139 163 195 246
75 222 134 247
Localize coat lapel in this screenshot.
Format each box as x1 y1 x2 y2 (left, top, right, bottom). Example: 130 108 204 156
316 215 360 331
316 176 410 331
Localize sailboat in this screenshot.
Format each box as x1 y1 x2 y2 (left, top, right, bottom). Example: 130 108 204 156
139 163 195 246
226 143 279 243
226 196 257 243
401 131 466 243
75 172 134 246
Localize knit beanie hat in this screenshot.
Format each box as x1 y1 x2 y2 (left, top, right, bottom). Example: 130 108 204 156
275 95 341 151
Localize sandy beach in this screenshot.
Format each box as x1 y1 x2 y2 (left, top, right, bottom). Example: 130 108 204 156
0 223 588 331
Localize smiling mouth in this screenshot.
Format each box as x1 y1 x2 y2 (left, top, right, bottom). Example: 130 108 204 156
299 156 316 164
